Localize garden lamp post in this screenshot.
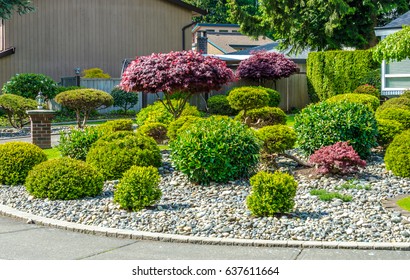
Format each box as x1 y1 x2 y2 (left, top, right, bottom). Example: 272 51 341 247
74 67 81 87
35 91 45 109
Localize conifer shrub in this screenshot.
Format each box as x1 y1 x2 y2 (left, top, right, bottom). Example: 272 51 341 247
376 119 404 147
98 119 134 134
170 116 260 184
308 142 366 174
385 130 410 178
25 157 104 200
402 90 410 99
227 86 269 118
113 166 161 211
0 94 37 128
375 107 410 129
378 97 410 111
353 84 380 98
167 116 201 141
264 87 281 107
326 93 380 111
207 94 238 116
86 133 161 180
256 125 296 154
138 122 168 144
294 101 378 158
235 106 287 128
82 68 111 79
247 171 297 216
0 142 47 185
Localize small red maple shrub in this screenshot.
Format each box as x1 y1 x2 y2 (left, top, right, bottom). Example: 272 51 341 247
308 142 366 174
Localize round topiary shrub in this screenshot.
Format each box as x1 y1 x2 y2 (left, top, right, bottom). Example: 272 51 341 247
1 73 58 100
82 68 111 78
294 101 378 158
256 125 296 154
353 84 380 98
255 86 281 107
207 94 238 116
138 122 168 144
402 90 410 99
385 130 410 177
235 106 287 128
25 157 104 200
375 107 410 129
0 142 48 185
167 116 201 141
170 116 261 184
247 171 298 216
113 166 161 211
86 133 161 180
376 119 404 147
378 97 410 111
98 119 134 134
227 86 269 117
326 93 380 111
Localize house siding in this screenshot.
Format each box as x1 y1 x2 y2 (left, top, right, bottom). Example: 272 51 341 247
0 0 194 87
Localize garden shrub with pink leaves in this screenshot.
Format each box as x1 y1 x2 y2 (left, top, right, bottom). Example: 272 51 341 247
309 142 366 174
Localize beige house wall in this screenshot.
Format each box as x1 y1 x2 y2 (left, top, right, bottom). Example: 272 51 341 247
0 0 195 88
207 43 224 55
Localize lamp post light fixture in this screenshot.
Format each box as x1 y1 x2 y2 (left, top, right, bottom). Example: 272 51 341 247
74 67 81 86
74 67 81 75
36 91 45 109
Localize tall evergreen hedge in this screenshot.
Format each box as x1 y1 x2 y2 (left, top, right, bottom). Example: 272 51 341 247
306 50 379 102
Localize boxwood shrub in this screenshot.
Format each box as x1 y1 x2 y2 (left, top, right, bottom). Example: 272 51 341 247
235 106 287 128
207 95 238 116
326 93 380 111
167 116 201 141
376 119 404 147
378 97 410 111
385 130 410 177
353 84 380 98
375 107 410 129
138 122 168 144
227 86 269 117
256 125 296 154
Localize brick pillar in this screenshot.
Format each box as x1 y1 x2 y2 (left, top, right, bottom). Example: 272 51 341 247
26 110 56 149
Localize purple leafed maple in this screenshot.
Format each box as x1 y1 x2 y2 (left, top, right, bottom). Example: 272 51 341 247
236 51 298 81
309 142 366 175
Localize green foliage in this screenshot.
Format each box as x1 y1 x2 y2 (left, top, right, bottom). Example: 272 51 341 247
227 86 269 117
385 130 410 178
373 26 410 63
379 97 410 111
86 132 161 180
294 101 378 158
0 142 47 186
326 93 380 111
310 189 352 202
0 94 37 128
256 125 296 154
135 101 200 126
170 116 260 184
113 166 161 211
235 106 287 128
306 50 379 102
1 73 58 100
138 122 168 144
25 157 104 200
397 196 410 212
375 107 410 130
376 119 404 147
82 68 111 79
98 119 134 134
262 87 281 107
353 84 380 98
358 69 381 90
167 116 201 141
55 88 114 128
55 86 85 94
207 94 238 116
0 0 35 20
247 171 297 216
110 86 139 114
402 90 410 99
335 180 371 191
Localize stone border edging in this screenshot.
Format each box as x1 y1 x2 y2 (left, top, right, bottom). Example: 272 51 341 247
1 204 410 251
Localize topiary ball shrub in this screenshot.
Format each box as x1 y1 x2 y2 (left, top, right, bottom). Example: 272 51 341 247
235 106 287 128
376 119 404 147
402 90 410 99
227 86 269 117
82 68 111 79
25 157 104 200
378 97 410 111
326 93 380 111
138 122 168 144
308 142 366 174
1 73 58 100
375 107 410 129
256 125 296 154
264 87 281 107
86 133 161 180
353 84 380 98
170 116 261 184
167 116 201 141
113 166 161 211
247 171 298 216
98 119 134 134
0 142 48 185
294 101 378 159
385 130 410 178
207 94 238 116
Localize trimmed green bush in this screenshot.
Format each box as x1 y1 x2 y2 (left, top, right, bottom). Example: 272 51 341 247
86 133 161 180
375 107 410 129
402 90 410 99
378 97 410 111
249 86 281 107
113 166 161 211
207 94 238 116
256 125 296 154
138 122 168 144
353 84 380 98
110 86 138 114
98 119 134 134
82 68 110 78
0 142 47 185
235 106 287 128
385 130 410 177
170 116 261 184
167 116 201 141
306 50 379 102
227 86 269 117
326 93 380 111
25 157 104 200
294 101 378 158
0 94 37 128
376 119 404 147
247 171 298 216
1 73 58 100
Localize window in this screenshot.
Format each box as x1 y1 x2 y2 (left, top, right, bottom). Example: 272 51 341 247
205 29 215 32
382 59 410 93
219 30 228 33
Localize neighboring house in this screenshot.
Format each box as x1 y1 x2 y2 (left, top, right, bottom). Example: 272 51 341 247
192 23 274 54
0 0 205 88
375 11 410 96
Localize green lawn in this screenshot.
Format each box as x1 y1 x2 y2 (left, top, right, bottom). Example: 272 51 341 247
397 196 410 212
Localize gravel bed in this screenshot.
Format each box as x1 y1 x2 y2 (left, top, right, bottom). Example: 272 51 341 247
1 150 410 243
0 126 68 138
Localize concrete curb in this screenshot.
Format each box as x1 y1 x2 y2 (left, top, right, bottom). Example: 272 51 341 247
1 204 410 251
